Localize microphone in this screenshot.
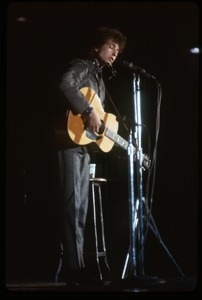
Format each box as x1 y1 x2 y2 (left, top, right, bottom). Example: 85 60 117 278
122 60 156 79
122 60 147 73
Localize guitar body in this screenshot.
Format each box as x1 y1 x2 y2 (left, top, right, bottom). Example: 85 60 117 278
67 87 119 152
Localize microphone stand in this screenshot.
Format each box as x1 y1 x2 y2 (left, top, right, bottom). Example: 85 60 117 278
133 72 145 276
127 72 145 279
121 71 161 288
127 127 137 277
121 67 186 287
104 64 145 279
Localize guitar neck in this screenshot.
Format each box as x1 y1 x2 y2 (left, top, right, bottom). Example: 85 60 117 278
105 127 150 170
105 127 129 151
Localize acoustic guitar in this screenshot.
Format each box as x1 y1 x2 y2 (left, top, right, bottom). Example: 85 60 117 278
67 87 150 169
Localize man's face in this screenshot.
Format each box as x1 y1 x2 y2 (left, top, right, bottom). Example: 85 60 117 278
94 39 120 65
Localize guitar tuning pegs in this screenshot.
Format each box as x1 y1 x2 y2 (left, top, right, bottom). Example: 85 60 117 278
142 154 151 170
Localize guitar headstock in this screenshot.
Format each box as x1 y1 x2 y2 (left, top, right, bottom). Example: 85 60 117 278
142 154 151 171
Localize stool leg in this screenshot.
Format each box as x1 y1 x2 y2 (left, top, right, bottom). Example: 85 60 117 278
98 184 111 273
55 242 63 283
91 182 103 280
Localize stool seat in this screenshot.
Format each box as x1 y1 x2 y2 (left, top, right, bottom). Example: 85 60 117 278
89 178 107 182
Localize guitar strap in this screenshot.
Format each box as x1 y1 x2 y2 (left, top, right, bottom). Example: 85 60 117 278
88 59 105 104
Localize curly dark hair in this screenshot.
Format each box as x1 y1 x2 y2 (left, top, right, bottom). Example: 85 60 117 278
89 26 127 54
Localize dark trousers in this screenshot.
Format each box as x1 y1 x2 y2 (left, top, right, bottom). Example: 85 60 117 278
57 147 90 271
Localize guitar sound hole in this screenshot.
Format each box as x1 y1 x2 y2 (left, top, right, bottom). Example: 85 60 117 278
98 121 105 135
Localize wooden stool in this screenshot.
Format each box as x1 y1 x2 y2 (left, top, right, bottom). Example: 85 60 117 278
89 178 110 280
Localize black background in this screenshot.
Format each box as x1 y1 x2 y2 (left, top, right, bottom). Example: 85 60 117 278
4 2 198 282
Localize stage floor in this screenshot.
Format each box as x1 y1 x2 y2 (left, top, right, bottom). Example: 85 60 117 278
4 276 198 295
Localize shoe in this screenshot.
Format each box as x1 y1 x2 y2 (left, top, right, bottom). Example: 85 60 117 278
65 268 105 287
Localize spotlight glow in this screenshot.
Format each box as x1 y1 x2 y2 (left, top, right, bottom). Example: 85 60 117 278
16 17 27 23
190 47 199 54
